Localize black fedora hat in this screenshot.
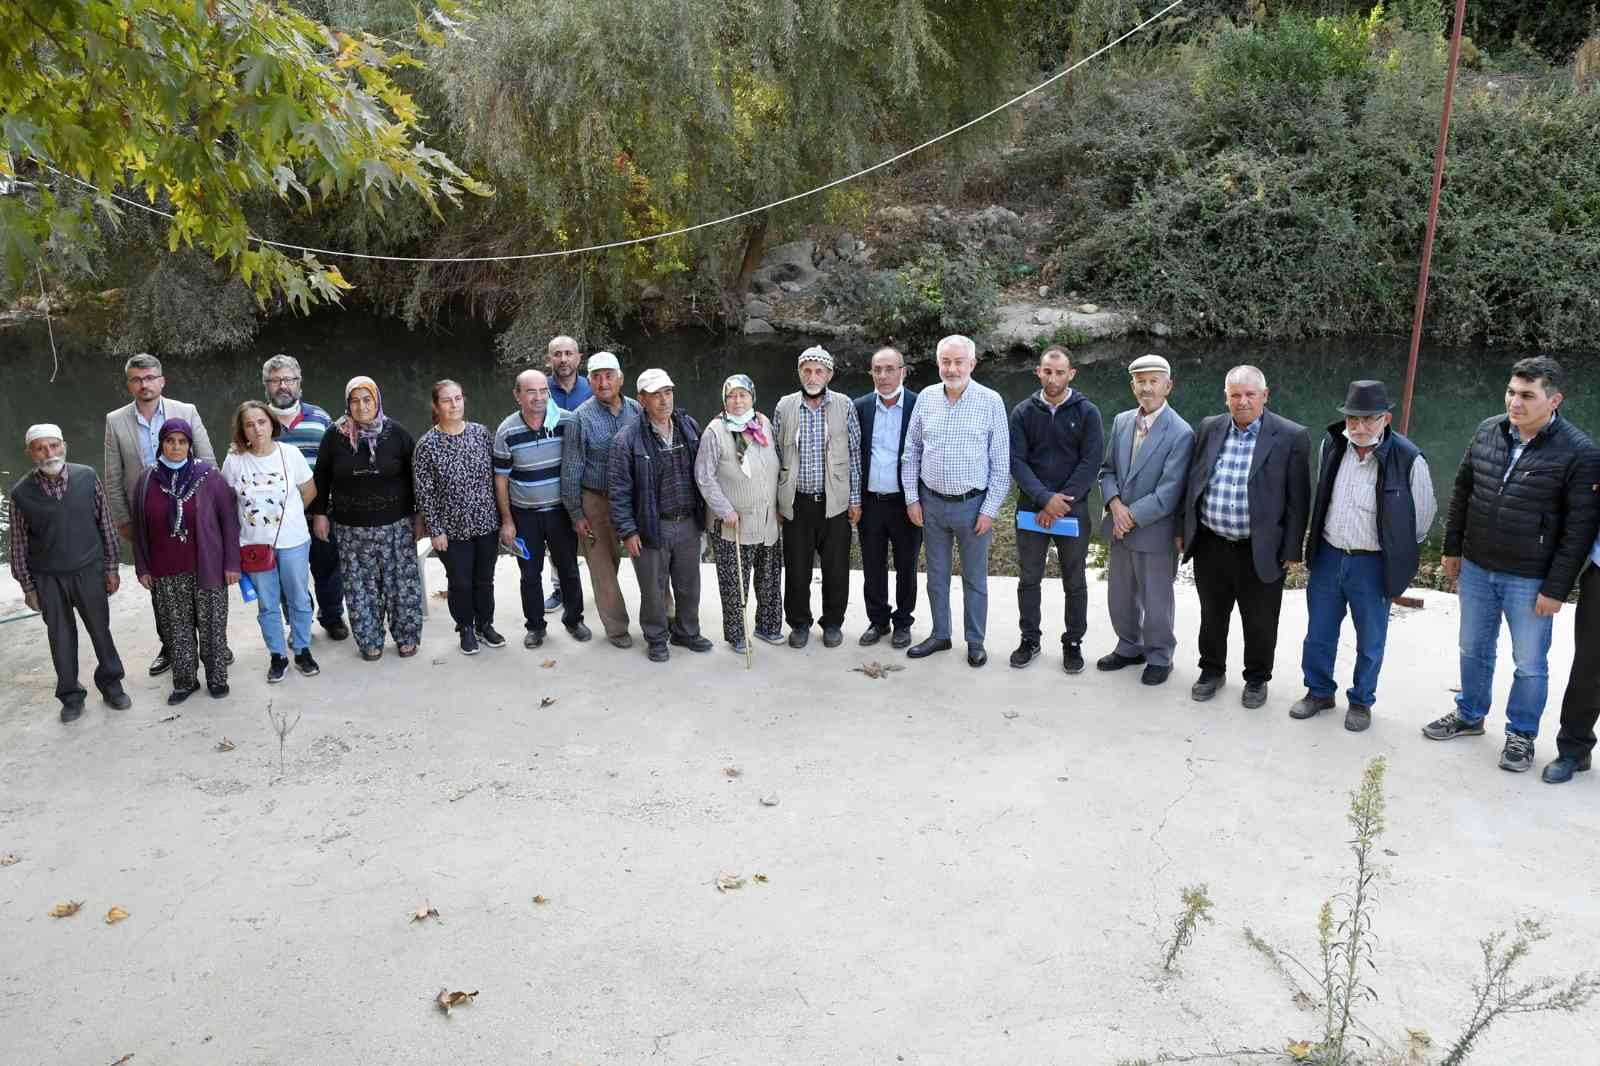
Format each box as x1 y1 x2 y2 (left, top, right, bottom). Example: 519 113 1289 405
1337 380 1393 417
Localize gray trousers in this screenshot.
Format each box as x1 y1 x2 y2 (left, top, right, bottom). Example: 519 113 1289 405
632 517 702 648
1106 538 1180 667
921 491 991 645
38 565 125 704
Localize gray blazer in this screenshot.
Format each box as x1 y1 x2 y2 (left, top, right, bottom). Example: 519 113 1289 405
1098 404 1194 551
103 397 216 528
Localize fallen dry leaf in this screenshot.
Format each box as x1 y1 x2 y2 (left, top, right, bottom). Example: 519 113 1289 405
215 737 236 752
50 900 84 918
532 894 549 905
435 988 478 1015
715 873 745 893
0 853 19 867
759 794 779 807
539 696 556 708
722 767 742 778
410 902 441 924
753 873 769 883
1286 1040 1313 1061
851 660 905 679
108 1056 134 1066
157 713 181 723
540 659 556 669
1002 709 1020 720
105 905 130 925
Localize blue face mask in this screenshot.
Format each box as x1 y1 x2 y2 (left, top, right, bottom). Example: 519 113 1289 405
158 454 188 470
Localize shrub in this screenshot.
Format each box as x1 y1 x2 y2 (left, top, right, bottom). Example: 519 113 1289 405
824 244 999 352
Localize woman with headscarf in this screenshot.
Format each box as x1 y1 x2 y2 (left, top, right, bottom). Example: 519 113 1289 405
694 374 783 653
308 376 425 661
221 400 320 684
130 419 241 704
412 379 503 656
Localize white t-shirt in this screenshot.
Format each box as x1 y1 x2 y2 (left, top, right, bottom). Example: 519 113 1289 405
222 443 314 550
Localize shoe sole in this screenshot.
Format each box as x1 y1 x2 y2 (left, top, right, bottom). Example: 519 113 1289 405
1063 662 1085 675
1289 703 1334 720
1141 673 1170 686
1191 686 1220 703
1421 725 1487 741
1499 759 1534 773
1010 653 1040 669
1344 717 1371 732
267 673 288 685
460 646 480 656
296 665 320 677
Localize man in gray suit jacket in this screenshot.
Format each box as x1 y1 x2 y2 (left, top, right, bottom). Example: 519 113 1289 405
1096 354 1195 686
103 352 217 677
1179 365 1311 708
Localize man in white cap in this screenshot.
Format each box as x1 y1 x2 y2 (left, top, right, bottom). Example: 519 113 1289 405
560 351 642 647
774 345 862 648
9 425 131 722
1096 354 1194 686
608 369 712 662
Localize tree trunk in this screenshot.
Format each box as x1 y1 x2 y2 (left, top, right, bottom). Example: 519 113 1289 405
730 214 769 304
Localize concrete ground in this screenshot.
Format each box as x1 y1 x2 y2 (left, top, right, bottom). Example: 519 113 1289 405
1 554 1596 1066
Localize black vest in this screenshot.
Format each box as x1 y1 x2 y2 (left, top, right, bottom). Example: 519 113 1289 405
1306 425 1423 598
10 463 107 576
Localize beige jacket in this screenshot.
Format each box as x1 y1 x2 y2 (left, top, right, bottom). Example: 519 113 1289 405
103 397 216 528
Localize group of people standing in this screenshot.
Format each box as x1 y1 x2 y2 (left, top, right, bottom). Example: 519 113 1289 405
10 338 1600 786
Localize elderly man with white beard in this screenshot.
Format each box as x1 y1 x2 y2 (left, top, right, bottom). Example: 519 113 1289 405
1292 380 1436 732
9 425 131 722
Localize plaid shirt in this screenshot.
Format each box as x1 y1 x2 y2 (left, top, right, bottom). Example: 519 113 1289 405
901 378 1011 518
1200 416 1261 540
778 393 863 506
9 467 121 594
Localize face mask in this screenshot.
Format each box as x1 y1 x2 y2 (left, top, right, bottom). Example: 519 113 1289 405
158 454 188 470
723 410 756 429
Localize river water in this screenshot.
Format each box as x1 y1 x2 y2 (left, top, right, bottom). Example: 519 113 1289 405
3 311 1597 552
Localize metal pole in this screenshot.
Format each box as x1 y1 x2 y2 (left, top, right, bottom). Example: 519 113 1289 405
1399 0 1469 435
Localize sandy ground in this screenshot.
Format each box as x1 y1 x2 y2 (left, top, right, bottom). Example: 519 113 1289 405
1 553 1597 1066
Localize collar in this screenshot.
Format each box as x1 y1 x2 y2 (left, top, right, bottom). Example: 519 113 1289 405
874 387 904 410
1228 415 1263 438
1136 401 1167 423
35 465 68 485
1504 409 1559 445
136 398 167 426
1039 387 1073 410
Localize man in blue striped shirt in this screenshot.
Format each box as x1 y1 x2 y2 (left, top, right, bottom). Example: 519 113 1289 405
263 354 347 641
494 369 591 648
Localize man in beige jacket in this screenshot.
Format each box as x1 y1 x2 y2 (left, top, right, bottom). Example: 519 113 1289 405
103 353 217 677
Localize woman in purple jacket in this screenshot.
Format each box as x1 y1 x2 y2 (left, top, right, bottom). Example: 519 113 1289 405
132 419 242 704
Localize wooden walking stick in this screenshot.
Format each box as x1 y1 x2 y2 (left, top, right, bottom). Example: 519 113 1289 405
733 535 753 670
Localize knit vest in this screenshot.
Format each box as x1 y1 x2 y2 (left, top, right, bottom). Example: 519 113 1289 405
11 464 106 576
775 391 851 519
709 418 781 546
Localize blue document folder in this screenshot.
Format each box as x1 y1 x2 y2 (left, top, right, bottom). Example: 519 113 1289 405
1016 511 1080 537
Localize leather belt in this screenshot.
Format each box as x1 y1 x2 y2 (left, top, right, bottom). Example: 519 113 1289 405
659 511 692 521
925 486 984 503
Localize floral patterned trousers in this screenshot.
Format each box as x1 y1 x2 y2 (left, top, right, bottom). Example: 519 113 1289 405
152 572 229 691
335 519 424 653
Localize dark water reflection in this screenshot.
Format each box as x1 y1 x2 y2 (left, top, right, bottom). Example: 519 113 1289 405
4 311 1597 553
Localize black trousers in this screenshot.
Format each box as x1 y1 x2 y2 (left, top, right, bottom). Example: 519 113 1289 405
511 506 583 633
1557 564 1600 759
440 531 499 632
1192 526 1284 684
309 529 344 625
783 495 851 630
859 492 920 630
38 565 125 704
1017 525 1091 645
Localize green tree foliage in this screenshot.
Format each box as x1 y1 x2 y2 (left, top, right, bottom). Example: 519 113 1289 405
0 0 490 313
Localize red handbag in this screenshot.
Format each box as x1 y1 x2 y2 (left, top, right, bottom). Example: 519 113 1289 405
240 448 289 573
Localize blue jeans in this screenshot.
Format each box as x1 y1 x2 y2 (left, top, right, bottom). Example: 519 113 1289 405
920 490 991 645
251 540 314 656
1455 558 1553 735
1301 541 1391 707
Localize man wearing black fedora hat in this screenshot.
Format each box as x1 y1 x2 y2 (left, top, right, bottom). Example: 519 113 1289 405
1292 380 1436 732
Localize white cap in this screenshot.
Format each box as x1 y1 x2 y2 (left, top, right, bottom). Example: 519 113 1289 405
587 351 621 374
1128 353 1171 376
636 368 675 394
25 423 63 445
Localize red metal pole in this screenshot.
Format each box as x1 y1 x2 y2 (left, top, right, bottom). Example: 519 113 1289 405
1400 0 1469 436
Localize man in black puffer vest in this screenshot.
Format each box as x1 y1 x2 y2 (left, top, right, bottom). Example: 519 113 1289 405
1292 381 1437 733
1422 357 1600 774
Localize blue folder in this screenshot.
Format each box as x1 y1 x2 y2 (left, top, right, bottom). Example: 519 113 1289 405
1016 511 1080 537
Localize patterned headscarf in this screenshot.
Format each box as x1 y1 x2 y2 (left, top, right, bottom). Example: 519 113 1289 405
720 373 767 463
337 376 388 457
153 418 211 540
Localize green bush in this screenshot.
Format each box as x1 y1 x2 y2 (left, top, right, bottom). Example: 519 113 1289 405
824 243 999 351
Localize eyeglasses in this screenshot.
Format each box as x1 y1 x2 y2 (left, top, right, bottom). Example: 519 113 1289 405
267 376 301 386
127 374 162 385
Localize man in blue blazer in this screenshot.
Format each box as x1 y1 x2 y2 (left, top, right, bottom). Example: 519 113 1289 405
1097 354 1195 686
854 347 920 648
1179 365 1312 707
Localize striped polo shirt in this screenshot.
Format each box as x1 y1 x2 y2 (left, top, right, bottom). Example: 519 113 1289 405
277 402 335 464
493 409 566 511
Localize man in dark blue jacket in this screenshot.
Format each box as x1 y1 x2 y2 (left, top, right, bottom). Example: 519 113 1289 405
1008 347 1104 673
854 347 921 648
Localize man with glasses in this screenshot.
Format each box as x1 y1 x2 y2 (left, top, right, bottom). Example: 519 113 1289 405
260 354 347 640
853 347 920 648
103 353 218 676
1292 381 1436 732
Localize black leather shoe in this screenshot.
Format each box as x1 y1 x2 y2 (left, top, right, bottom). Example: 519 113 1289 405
523 629 545 649
1542 753 1592 783
148 650 172 677
822 626 843 648
60 699 85 723
670 634 714 653
1009 640 1041 668
1140 664 1171 686
102 687 132 710
1097 651 1146 671
321 619 350 641
168 681 201 706
566 621 593 642
1241 682 1269 709
1289 692 1336 719
967 644 988 668
788 628 810 649
891 627 912 649
907 637 952 659
647 643 670 663
859 625 889 647
207 681 230 699
1062 642 1085 674
1190 674 1222 702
